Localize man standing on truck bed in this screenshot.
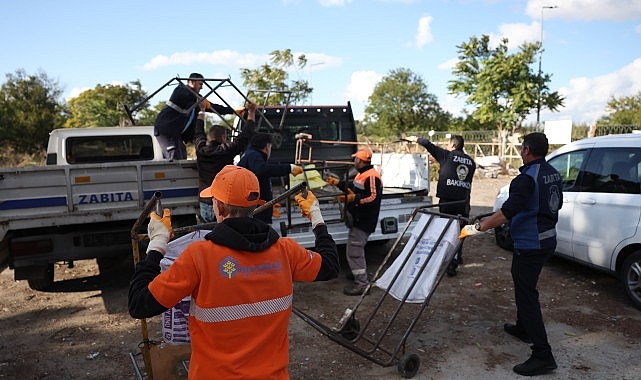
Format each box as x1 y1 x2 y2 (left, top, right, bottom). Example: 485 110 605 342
327 147 383 296
129 165 339 379
154 73 237 161
406 134 476 276
194 101 257 223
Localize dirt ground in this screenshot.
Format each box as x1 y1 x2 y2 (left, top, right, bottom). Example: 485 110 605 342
1 175 640 380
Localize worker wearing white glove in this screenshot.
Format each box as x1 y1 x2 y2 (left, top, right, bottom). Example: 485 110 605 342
146 208 172 255
458 221 482 239
294 191 325 228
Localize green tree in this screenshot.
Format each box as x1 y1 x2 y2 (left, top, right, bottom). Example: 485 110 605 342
448 35 564 135
362 68 450 138
65 80 149 128
597 92 641 125
239 49 312 105
0 69 67 153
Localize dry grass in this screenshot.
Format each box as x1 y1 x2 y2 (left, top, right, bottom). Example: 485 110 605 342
0 147 46 167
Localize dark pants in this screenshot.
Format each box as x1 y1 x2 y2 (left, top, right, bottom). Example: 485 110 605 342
155 133 187 161
438 198 470 268
512 247 554 358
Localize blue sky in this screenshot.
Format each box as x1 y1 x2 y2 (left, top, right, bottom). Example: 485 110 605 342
1 0 640 125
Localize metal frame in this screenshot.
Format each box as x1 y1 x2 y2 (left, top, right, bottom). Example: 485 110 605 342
292 206 470 378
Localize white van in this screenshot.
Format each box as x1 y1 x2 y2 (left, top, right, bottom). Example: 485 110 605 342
493 133 641 310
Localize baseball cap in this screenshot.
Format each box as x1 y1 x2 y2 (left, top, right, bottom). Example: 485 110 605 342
352 147 373 162
199 165 265 207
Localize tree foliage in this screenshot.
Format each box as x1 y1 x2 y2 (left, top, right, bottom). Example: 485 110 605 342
448 35 564 135
239 49 312 105
65 80 149 128
362 68 451 138
0 69 67 153
597 92 641 125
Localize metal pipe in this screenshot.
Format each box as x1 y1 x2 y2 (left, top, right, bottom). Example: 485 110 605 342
251 181 307 216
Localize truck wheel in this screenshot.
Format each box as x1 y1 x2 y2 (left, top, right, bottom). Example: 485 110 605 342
620 250 641 310
27 264 54 291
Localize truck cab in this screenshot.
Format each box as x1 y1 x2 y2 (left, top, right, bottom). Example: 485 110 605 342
45 126 164 165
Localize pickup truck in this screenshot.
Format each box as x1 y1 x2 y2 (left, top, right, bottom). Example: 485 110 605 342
240 103 432 247
1 103 431 291
0 126 200 290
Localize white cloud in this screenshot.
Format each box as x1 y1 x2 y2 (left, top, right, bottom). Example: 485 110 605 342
343 70 383 119
68 86 91 100
140 51 268 71
485 21 541 50
415 16 433 49
344 70 382 103
525 0 641 21
438 58 458 71
543 58 641 124
140 50 343 75
67 80 127 100
318 0 352 6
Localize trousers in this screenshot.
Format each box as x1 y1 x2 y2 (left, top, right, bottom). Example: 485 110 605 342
512 247 554 358
346 227 370 285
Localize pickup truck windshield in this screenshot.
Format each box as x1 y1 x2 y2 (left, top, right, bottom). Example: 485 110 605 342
66 135 154 164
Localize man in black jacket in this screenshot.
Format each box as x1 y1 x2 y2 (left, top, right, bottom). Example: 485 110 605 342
407 134 476 276
153 73 237 160
237 133 303 224
194 102 256 223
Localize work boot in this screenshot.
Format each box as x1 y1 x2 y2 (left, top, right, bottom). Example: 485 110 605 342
343 283 368 296
446 262 457 277
504 323 532 344
513 354 557 376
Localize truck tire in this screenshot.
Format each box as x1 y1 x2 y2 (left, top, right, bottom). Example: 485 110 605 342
27 263 54 291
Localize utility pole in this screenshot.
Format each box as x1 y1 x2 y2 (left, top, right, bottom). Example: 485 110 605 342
536 5 558 127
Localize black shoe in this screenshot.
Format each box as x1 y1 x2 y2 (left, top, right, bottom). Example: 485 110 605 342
345 271 354 281
446 264 457 277
343 284 368 296
513 355 557 376
504 323 532 344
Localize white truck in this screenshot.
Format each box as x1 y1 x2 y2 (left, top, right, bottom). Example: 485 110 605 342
0 103 431 290
0 126 201 290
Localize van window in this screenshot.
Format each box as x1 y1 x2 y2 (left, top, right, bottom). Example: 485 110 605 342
66 135 154 164
548 149 587 191
577 147 640 194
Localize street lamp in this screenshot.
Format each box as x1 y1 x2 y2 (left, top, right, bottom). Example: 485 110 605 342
536 5 558 126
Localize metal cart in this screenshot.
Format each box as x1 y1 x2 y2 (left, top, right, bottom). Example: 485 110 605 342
292 206 469 378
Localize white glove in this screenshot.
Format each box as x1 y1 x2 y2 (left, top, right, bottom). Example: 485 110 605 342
147 209 172 254
458 222 481 239
295 192 325 228
405 135 419 143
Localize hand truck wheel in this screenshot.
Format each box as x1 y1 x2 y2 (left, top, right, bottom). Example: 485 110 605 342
397 353 420 378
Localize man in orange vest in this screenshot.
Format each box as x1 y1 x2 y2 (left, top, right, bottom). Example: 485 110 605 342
129 165 339 379
328 147 382 295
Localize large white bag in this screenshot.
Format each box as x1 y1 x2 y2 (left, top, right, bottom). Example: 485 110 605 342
375 214 459 303
159 230 211 344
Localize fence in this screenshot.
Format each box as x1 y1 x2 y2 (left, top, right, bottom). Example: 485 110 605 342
405 124 640 162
